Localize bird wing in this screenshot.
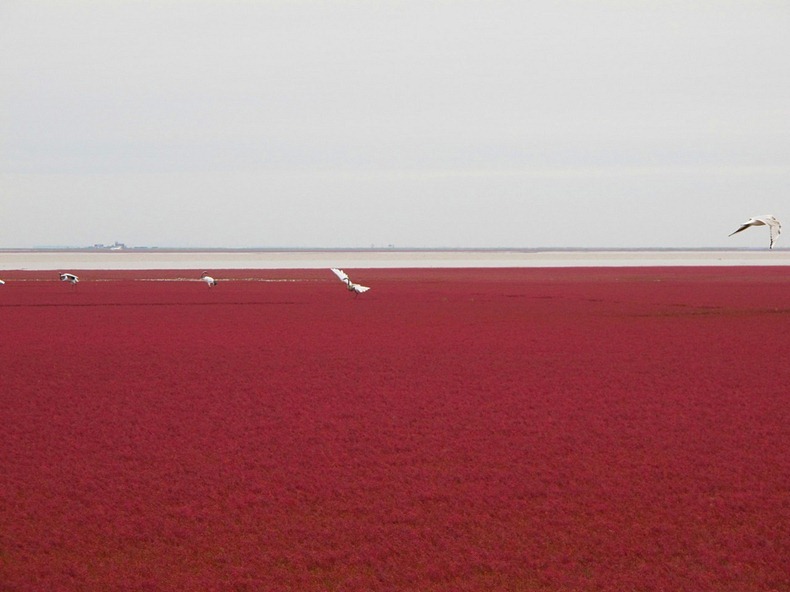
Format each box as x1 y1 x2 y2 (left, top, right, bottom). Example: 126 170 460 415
750 216 781 248
729 223 751 237
765 217 781 248
331 268 350 283
352 284 370 293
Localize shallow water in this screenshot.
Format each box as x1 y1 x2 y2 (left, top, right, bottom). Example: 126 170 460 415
0 249 788 270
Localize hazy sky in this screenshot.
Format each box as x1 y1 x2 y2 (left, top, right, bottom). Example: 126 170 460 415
1 1 788 249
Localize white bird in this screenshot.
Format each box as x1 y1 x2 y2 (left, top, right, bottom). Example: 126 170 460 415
60 273 79 285
201 272 218 287
331 268 370 294
729 215 781 249
0 279 5 285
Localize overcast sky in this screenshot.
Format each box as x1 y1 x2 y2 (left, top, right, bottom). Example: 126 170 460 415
1 1 788 249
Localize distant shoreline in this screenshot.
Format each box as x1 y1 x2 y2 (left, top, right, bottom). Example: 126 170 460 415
1 246 784 253
1 249 789 270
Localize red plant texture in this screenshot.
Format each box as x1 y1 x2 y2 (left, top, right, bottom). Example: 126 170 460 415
1 267 788 591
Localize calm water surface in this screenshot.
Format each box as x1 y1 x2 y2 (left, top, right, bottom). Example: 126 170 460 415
1 250 788 270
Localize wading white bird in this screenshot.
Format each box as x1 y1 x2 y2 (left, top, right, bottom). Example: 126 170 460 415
60 273 79 285
331 268 370 294
201 272 218 287
729 215 781 249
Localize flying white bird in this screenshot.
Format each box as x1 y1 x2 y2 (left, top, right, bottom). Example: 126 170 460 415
60 273 79 285
0 279 5 285
331 268 370 294
729 215 781 249
201 272 218 287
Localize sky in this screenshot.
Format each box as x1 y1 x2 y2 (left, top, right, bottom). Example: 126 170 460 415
1 0 788 249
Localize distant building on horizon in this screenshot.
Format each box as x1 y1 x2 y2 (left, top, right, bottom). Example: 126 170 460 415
91 241 127 250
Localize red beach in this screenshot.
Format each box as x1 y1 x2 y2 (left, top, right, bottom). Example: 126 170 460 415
1 267 788 591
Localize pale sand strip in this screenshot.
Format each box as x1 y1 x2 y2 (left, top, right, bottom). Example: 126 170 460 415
0 249 788 271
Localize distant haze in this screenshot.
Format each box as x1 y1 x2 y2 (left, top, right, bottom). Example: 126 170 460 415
1 1 788 249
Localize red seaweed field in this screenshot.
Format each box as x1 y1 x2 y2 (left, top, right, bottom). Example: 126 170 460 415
1 267 789 591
